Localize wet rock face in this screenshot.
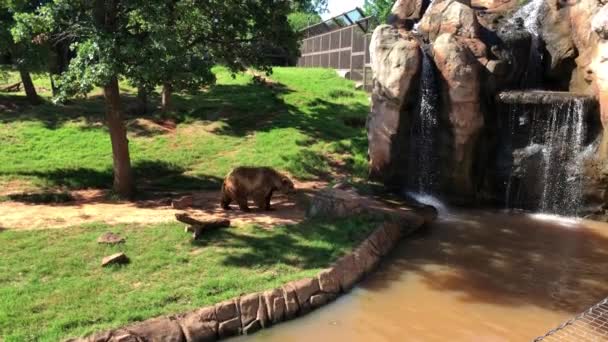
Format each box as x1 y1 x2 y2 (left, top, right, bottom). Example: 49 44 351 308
368 25 421 187
493 20 533 88
421 0 486 198
539 0 577 85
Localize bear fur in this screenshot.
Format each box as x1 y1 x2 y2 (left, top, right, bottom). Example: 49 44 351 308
220 167 295 212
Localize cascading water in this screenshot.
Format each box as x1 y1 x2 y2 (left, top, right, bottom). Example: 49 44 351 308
511 0 543 88
503 95 589 217
539 99 587 215
407 47 439 194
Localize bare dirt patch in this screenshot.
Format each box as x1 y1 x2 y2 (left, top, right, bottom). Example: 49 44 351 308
0 180 325 230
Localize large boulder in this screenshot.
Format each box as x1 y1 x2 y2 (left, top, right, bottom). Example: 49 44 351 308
592 4 608 159
569 0 601 94
433 33 484 197
419 0 480 41
388 0 425 29
471 0 518 12
539 0 577 84
538 0 601 93
368 25 421 187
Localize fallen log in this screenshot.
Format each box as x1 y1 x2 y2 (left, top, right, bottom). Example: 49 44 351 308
0 82 22 93
175 213 230 240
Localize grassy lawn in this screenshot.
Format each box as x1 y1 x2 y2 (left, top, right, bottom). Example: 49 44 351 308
0 217 379 341
0 67 373 341
0 66 370 194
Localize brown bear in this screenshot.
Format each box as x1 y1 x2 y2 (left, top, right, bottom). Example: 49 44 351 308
220 167 295 212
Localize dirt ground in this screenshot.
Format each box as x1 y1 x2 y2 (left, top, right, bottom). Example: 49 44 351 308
0 180 326 230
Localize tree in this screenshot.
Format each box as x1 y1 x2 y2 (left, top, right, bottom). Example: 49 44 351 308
288 11 322 32
0 0 47 104
364 0 395 23
16 0 317 198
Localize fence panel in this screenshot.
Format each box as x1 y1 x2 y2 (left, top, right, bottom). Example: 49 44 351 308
297 23 372 89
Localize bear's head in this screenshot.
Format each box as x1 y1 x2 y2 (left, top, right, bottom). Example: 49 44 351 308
279 177 296 194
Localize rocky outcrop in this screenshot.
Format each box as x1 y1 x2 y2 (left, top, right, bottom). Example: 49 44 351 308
592 4 608 159
417 0 487 198
388 0 425 29
538 0 601 94
470 0 518 12
539 0 577 85
368 25 421 187
419 0 481 41
432 33 484 196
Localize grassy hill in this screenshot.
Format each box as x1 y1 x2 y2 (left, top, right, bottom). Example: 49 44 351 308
0 67 370 194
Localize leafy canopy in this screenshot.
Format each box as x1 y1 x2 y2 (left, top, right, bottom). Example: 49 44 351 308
14 0 318 99
288 11 322 32
363 0 394 23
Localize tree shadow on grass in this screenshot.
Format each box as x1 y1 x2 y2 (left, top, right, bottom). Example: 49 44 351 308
191 218 376 270
361 210 608 315
0 94 106 130
2 79 368 142
1 160 223 204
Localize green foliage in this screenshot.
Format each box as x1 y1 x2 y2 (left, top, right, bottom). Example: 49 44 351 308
0 216 379 341
292 0 328 14
364 0 395 23
15 0 317 100
0 0 49 72
288 11 322 31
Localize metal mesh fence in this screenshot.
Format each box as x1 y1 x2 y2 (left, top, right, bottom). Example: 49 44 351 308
297 23 373 90
535 297 608 341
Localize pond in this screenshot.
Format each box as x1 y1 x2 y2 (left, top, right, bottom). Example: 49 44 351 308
234 209 608 341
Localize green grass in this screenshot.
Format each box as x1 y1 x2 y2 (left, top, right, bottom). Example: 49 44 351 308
0 66 370 193
0 216 379 341
0 67 374 341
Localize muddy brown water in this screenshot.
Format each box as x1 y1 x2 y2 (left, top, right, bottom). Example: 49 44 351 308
234 209 608 341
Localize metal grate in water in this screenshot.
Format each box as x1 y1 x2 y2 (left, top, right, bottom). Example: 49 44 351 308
535 297 608 341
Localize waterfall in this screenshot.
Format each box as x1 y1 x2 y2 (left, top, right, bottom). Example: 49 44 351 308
512 0 544 88
539 99 587 216
408 48 439 194
504 97 588 217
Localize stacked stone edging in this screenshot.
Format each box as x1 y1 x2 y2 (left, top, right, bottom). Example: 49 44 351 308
69 193 432 342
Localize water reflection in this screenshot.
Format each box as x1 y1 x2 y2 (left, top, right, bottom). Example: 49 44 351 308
234 210 608 342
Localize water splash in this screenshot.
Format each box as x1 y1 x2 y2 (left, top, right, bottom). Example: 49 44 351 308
406 192 449 216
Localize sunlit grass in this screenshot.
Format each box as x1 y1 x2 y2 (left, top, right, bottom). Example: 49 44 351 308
0 66 370 192
0 217 378 341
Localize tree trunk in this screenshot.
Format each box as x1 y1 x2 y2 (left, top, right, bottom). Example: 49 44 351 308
104 76 135 198
50 75 59 97
137 87 148 115
161 83 172 112
19 68 40 105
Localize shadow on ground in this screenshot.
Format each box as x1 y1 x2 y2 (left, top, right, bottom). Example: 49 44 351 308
1 160 223 204
191 217 377 270
361 210 608 314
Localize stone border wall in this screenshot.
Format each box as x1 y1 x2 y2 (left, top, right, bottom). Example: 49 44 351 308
69 217 426 342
